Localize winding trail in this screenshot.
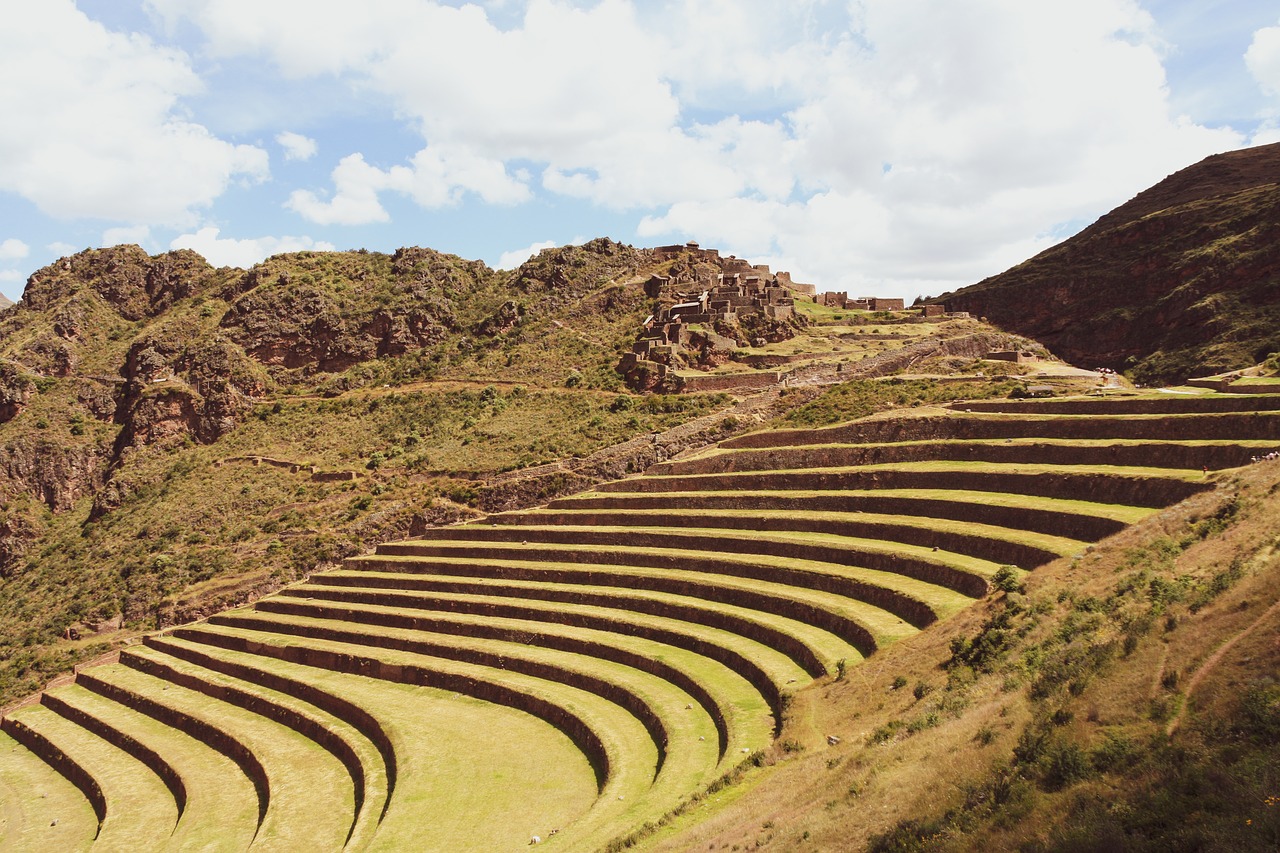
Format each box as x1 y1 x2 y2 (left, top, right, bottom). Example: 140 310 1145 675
1166 595 1280 737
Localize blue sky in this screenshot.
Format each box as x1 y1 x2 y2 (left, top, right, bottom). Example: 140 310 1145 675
2 0 1279 304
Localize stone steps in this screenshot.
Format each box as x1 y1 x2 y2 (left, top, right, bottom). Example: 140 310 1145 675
2 701 178 849
480 509 1083 568
0 728 100 852
652 438 1278 476
38 680 260 852
544 488 1146 541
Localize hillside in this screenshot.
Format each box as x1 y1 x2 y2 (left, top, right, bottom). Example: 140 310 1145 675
0 239 1005 711
934 141 1280 385
0 238 720 705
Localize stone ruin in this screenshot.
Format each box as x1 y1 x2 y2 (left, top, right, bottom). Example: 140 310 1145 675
618 244 815 391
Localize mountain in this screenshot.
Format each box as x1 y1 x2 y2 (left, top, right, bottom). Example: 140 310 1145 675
0 293 12 311
935 142 1280 384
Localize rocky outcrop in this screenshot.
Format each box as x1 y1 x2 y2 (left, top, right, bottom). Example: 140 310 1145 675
20 246 219 321
0 363 32 423
935 142 1280 384
0 436 107 512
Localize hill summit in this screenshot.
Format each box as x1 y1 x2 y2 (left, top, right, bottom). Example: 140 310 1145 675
935 141 1280 384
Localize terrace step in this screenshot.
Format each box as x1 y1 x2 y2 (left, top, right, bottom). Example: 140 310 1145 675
592 463 1209 508
77 660 353 851
239 592 788 739
0 728 100 852
948 395 1280 415
324 555 850 677
720 411 1280 449
176 613 725 787
479 509 1084 569
361 541 959 645
195 602 772 774
123 640 388 850
36 681 259 852
161 618 696 845
394 525 998 599
2 702 177 848
139 635 601 852
651 438 1278 476
544 488 1150 542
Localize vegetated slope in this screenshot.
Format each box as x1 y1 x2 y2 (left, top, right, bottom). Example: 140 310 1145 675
2 389 1276 851
0 238 725 707
934 141 1280 384
643 404 1280 852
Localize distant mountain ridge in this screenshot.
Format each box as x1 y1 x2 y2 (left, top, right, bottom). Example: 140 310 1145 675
936 142 1280 384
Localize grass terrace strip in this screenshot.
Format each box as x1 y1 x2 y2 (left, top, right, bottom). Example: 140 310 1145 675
140 632 396 834
38 689 187 823
719 410 1280 448
158 618 693 842
176 614 723 788
650 438 1280 475
480 509 1084 568
122 641 378 849
219 598 775 754
2 703 177 848
592 463 1210 508
91 658 353 850
353 544 955 642
0 729 100 852
0 714 107 840
248 593 803 736
34 681 259 852
166 645 601 852
946 395 1280 415
396 526 997 600
544 488 1152 541
287 558 842 678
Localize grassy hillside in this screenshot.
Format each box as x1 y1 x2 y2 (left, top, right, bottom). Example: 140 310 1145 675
0 239 726 707
643 453 1280 852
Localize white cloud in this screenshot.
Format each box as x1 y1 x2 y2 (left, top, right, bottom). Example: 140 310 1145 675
287 147 529 225
0 239 28 261
0 0 267 226
46 241 79 257
276 130 317 161
169 226 336 268
147 0 1249 297
0 269 24 283
496 239 558 270
1246 21 1280 98
102 225 152 247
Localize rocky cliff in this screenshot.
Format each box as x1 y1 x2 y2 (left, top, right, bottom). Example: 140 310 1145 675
935 141 1280 384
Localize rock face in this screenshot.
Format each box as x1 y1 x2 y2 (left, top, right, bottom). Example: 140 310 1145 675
219 248 484 372
936 142 1280 384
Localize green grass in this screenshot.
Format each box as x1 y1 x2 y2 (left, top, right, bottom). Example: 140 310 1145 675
0 728 99 852
157 633 601 852
42 681 260 852
496 508 1087 560
5 702 179 848
558 488 1158 526
314 556 871 671
325 549 927 651
85 660 355 851
170 617 672 849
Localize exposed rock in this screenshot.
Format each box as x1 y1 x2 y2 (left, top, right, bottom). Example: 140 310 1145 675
0 436 107 512
0 363 33 423
20 246 218 321
936 141 1280 384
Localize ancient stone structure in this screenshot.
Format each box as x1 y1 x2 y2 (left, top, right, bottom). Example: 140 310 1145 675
819 293 906 312
619 245 812 391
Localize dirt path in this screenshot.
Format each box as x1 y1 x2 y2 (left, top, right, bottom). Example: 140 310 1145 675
1166 596 1280 736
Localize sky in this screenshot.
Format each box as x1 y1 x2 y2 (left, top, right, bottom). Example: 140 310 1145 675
2 1 1280 304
